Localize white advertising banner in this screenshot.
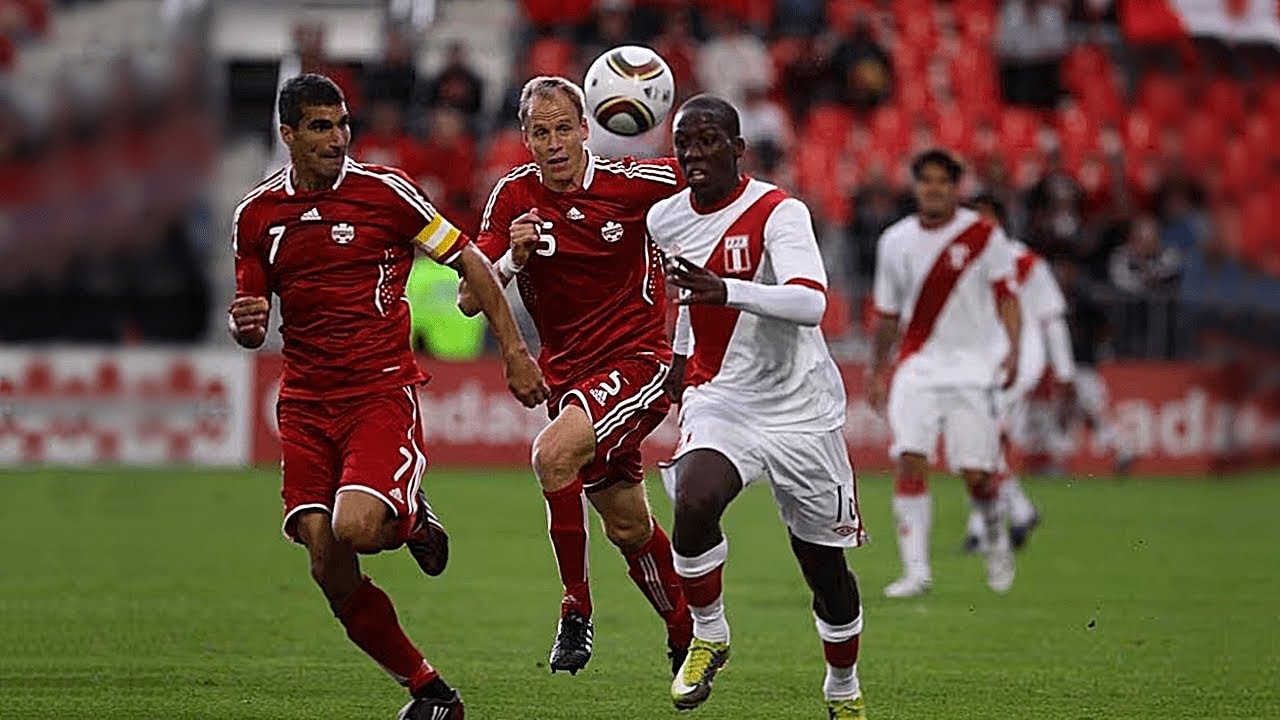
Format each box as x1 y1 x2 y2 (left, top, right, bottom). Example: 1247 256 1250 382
0 349 252 466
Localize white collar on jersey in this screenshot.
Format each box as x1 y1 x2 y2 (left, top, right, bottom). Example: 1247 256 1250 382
283 156 352 196
581 147 597 191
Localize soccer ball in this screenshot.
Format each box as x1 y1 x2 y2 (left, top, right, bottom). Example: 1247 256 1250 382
583 45 675 137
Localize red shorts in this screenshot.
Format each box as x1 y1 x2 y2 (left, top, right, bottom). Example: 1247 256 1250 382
277 386 428 542
551 354 671 493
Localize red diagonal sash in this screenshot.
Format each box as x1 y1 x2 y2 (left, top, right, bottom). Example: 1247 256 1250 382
896 218 995 364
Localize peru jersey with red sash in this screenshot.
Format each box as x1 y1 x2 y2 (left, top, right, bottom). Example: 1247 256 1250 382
873 207 1016 388
647 177 846 432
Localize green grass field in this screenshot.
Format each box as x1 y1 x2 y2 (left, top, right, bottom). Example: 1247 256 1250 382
1 468 1277 719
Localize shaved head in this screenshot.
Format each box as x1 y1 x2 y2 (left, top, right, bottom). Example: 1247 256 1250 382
675 94 740 138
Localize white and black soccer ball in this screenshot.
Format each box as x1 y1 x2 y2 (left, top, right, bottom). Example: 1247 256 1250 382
583 45 675 137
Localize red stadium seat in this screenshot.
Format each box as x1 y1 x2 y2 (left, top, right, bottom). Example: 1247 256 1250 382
1123 110 1159 154
1181 111 1225 167
804 103 854 149
526 36 576 79
933 106 973 156
1061 44 1110 96
1204 76 1246 129
999 107 1040 155
869 105 908 154
1136 73 1186 125
1055 99 1097 159
481 129 531 177
825 0 875 35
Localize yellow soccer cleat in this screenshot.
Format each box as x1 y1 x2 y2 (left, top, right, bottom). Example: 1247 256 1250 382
670 637 730 710
827 694 868 719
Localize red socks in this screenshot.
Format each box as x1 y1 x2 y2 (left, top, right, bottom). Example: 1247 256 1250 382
336 576 436 694
624 519 692 648
544 479 592 617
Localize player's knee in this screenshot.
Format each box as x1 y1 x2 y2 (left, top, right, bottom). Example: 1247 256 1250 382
603 514 652 551
330 513 384 554
532 435 591 490
963 470 998 501
674 482 727 529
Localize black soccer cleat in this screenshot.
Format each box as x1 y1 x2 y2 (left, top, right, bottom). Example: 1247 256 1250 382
397 689 464 720
406 492 449 577
1010 512 1041 552
549 610 594 675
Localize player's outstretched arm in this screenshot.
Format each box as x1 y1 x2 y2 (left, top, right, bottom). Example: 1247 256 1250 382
454 245 549 407
228 296 269 349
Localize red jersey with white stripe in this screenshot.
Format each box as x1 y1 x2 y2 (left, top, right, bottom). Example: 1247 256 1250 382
476 150 680 389
233 158 468 400
647 177 846 432
873 207 1016 388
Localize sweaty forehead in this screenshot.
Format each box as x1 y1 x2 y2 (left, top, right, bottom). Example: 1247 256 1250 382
527 93 578 126
301 103 349 123
674 110 722 135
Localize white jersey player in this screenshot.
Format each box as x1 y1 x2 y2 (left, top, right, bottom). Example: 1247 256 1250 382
651 95 868 720
960 196 1076 553
867 150 1022 599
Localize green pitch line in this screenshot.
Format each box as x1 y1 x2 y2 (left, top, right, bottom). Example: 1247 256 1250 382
0 469 1277 719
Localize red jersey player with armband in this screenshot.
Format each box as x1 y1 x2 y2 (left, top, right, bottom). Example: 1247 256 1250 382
457 76 693 677
228 74 547 720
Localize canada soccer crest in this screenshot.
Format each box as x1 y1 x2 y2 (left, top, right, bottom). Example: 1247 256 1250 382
600 220 624 243
331 222 356 244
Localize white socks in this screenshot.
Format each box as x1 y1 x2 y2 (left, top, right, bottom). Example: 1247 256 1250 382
674 539 730 644
892 493 932 580
816 611 863 701
1001 475 1037 527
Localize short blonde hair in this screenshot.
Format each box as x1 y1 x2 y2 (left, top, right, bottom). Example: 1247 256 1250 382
517 76 586 129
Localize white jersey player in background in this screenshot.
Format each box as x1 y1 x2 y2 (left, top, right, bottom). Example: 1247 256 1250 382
650 95 868 720
959 195 1074 553
867 149 1021 598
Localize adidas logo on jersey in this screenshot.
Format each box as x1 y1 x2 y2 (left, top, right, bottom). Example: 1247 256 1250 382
301 207 322 221
601 220 623 243
567 207 585 221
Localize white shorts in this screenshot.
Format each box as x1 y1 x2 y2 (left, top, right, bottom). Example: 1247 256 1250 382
888 376 1001 474
660 400 866 548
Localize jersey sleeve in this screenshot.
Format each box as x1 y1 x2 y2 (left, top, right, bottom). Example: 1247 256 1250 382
983 227 1017 285
475 175 519 262
232 203 269 299
625 156 684 206
872 229 902 315
384 167 470 265
762 197 827 290
1025 259 1067 320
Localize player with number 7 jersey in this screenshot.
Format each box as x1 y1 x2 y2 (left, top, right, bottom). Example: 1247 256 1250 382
459 76 693 679
230 74 546 720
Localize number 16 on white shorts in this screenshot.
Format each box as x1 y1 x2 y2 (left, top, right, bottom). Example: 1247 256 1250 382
660 403 866 548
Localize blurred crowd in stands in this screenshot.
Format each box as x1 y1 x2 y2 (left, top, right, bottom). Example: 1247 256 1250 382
2 0 1278 361
1 0 217 342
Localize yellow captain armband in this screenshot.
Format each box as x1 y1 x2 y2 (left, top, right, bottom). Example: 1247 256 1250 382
413 214 463 262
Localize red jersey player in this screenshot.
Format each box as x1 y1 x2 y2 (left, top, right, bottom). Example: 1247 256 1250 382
458 76 693 676
228 74 546 720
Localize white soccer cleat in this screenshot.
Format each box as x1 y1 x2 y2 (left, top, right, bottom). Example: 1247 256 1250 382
883 574 931 598
985 536 1015 594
